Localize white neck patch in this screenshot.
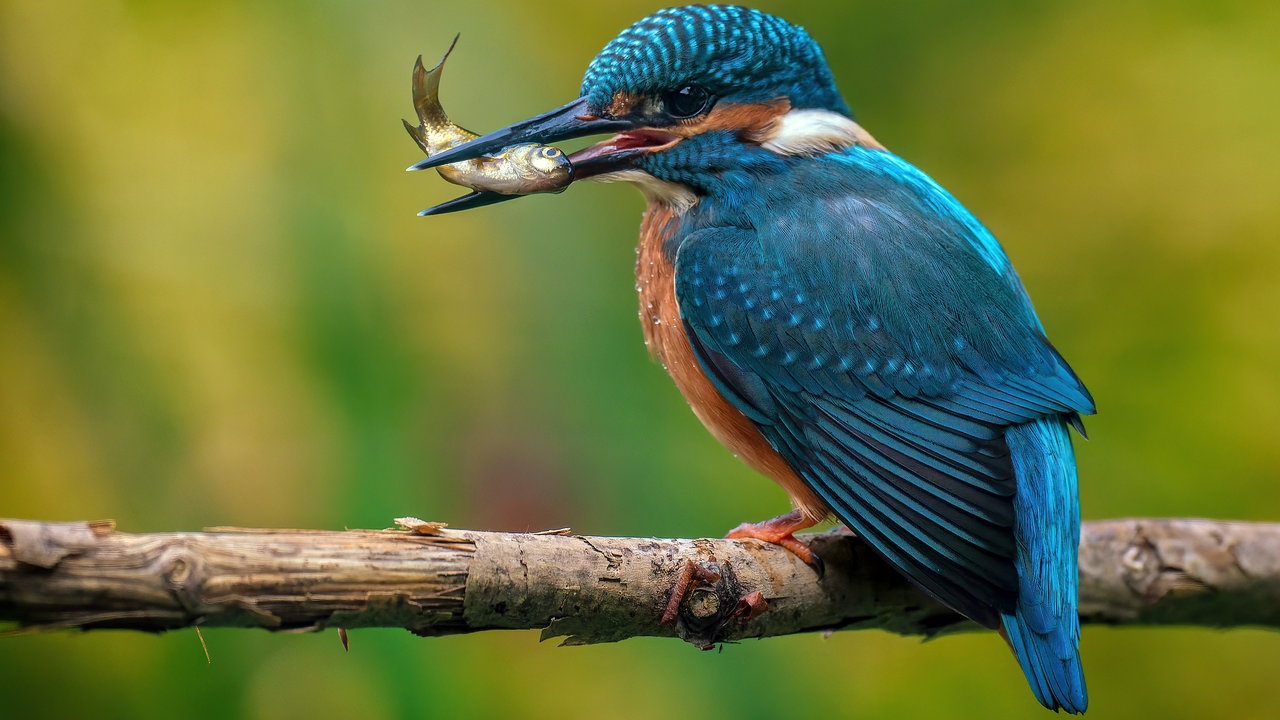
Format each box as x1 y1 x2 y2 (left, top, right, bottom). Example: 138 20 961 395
759 109 885 157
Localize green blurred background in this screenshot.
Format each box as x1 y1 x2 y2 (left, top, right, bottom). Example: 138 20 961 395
2 0 1277 718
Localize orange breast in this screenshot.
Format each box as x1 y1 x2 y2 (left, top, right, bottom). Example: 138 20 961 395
636 206 829 524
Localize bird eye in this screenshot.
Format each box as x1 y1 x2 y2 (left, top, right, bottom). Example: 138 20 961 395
661 86 712 119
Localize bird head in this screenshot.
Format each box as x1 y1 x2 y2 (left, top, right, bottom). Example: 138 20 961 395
411 5 878 212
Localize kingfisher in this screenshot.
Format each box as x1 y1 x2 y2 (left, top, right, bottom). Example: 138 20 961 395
410 5 1092 712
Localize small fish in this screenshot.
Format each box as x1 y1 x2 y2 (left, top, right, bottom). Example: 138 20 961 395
404 37 572 195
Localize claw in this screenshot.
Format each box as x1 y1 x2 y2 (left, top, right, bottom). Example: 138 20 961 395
726 509 823 577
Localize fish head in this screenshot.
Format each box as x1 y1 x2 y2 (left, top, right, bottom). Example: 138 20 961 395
505 144 573 188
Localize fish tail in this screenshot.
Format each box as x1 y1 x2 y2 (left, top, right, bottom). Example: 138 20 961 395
412 35 457 126
1001 417 1088 714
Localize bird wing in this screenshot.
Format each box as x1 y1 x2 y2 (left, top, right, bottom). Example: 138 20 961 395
673 212 1093 628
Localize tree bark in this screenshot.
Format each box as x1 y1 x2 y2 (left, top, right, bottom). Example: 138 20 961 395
2 517 1278 648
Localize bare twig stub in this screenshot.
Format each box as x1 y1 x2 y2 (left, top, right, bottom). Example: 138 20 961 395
2 518 1278 646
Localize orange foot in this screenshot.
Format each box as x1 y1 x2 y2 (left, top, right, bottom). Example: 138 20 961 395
727 509 824 577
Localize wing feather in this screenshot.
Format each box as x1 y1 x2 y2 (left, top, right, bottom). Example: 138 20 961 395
674 221 1092 626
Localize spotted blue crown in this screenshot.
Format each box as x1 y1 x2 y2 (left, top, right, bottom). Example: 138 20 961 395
581 4 852 116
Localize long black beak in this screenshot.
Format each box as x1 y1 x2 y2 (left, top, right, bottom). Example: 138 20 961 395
417 190 513 216
407 97 632 172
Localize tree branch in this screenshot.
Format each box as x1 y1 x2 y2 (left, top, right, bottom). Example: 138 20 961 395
2 518 1278 647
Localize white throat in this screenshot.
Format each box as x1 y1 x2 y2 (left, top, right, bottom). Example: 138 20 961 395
591 169 699 213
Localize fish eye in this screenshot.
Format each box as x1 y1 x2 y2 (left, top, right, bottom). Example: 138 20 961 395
540 147 562 158
661 86 712 120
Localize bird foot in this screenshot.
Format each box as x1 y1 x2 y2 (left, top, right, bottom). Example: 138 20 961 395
726 509 824 577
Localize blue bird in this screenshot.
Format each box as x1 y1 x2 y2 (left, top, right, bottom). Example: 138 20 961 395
411 5 1092 712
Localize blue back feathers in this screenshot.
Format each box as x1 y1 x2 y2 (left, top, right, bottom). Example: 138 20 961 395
581 5 851 115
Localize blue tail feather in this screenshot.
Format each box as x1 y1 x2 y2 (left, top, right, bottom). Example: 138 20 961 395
1001 418 1088 713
